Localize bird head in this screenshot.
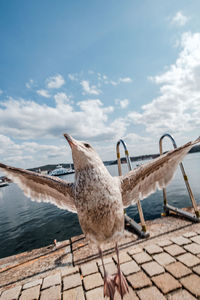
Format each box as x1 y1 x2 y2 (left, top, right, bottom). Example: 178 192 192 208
64 134 103 171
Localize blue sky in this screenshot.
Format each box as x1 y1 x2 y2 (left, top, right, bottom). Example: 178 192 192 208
0 0 200 168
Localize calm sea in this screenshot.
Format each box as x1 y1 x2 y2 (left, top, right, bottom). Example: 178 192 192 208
0 152 199 259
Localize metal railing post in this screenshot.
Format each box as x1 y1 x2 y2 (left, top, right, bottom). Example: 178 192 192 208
116 139 149 237
159 133 200 221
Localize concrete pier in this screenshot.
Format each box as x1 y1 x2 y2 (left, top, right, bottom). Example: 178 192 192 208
0 208 200 299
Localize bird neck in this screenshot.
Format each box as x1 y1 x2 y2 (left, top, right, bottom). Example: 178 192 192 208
74 162 111 181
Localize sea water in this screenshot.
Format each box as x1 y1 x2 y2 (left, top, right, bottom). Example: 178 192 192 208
0 152 199 259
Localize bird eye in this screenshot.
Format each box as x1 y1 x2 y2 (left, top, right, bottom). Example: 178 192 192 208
84 143 90 148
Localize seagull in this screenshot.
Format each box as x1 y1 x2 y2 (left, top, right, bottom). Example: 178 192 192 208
0 134 199 299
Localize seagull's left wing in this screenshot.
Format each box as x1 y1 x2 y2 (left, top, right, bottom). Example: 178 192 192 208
0 163 77 213
120 137 200 208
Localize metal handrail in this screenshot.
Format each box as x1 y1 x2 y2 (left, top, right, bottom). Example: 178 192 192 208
159 133 200 219
116 139 132 175
116 139 148 235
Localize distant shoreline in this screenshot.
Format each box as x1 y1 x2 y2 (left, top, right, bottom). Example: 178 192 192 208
29 144 200 173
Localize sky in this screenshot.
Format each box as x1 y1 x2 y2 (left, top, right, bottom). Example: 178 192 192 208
0 0 200 169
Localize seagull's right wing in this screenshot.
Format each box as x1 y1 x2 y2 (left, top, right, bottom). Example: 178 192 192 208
0 163 77 213
120 137 200 208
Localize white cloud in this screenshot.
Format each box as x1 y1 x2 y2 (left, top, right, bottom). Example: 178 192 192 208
171 11 189 27
110 80 118 86
0 135 21 156
0 134 29 167
26 79 35 89
104 77 132 86
119 77 132 83
80 80 101 95
68 73 77 81
115 98 129 109
0 95 128 143
0 89 3 95
123 133 150 143
54 92 70 105
0 133 69 168
0 95 129 167
46 74 65 89
95 72 132 86
128 32 200 137
37 89 51 98
97 73 108 81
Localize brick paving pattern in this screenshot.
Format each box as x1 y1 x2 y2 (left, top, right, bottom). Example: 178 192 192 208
1 230 200 299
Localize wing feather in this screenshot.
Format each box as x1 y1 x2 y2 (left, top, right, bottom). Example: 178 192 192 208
120 137 200 208
0 163 77 213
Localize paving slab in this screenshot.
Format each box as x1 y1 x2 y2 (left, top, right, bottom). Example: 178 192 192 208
40 285 61 300
153 252 176 266
120 260 140 276
19 285 40 300
0 285 22 300
127 271 152 289
63 273 81 290
127 247 143 256
86 288 105 300
184 242 200 254
83 272 103 291
114 289 139 300
164 244 186 256
137 286 165 300
113 251 132 264
180 274 200 297
183 231 197 238
177 252 200 267
144 244 163 255
23 278 42 289
63 286 85 300
152 273 181 294
165 261 192 279
86 287 104 300
168 289 196 300
157 239 173 247
193 264 200 275
171 236 191 245
141 261 165 277
99 262 117 276
190 235 200 244
97 256 113 266
132 251 152 264
42 272 61 289
61 265 79 277
81 261 98 276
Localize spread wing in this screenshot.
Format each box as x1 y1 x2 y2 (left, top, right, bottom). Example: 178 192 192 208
0 163 77 213
120 137 200 208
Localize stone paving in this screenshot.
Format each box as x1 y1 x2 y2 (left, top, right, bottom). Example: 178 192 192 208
1 228 200 299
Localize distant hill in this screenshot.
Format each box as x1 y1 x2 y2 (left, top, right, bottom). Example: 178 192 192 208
29 144 200 173
189 144 200 153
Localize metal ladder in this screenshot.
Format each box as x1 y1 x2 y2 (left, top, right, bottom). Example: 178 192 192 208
159 133 200 222
116 139 150 238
